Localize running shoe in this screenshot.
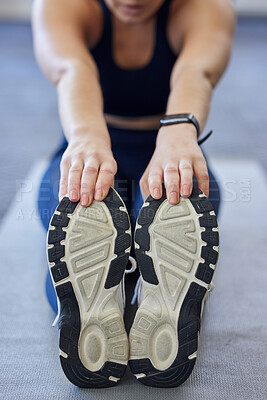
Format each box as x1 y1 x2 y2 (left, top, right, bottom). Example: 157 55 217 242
129 185 219 387
47 187 131 387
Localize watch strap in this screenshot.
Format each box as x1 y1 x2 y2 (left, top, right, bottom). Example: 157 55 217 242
159 113 200 137
159 113 213 145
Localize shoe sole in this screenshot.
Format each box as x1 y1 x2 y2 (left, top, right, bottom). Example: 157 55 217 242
129 186 219 387
47 187 131 388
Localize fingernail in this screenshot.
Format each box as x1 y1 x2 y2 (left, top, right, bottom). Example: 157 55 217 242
70 190 78 201
153 188 160 198
102 188 109 199
182 185 190 197
169 191 178 203
81 194 89 206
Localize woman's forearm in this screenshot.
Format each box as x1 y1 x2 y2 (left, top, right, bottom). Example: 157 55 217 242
55 60 118 205
57 60 110 146
143 66 216 204
156 0 235 146
166 66 213 133
157 66 213 146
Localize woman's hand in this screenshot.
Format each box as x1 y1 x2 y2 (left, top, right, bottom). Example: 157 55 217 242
59 136 117 207
139 125 209 204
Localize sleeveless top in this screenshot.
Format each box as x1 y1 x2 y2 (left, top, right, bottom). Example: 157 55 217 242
90 0 178 117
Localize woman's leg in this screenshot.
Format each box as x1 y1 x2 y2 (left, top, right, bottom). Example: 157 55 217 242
38 139 67 231
206 164 221 217
110 126 158 236
193 154 221 218
38 137 67 313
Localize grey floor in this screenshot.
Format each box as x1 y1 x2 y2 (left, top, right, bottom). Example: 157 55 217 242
1 17 267 400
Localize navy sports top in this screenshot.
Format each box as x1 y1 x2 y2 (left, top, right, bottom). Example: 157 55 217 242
90 0 178 117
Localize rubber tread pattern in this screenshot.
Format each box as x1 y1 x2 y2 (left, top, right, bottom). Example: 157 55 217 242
51 261 69 283
47 190 130 387
130 185 219 387
134 186 167 285
199 214 218 228
103 188 131 289
48 229 66 244
56 281 126 388
51 212 71 228
195 262 214 284
129 282 206 388
48 244 65 263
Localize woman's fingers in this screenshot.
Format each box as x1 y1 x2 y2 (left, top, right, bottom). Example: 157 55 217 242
179 159 193 198
148 164 163 199
164 163 180 204
193 157 209 197
60 144 208 211
59 158 70 201
139 174 150 201
80 162 99 206
141 160 193 204
94 158 117 201
68 160 84 201
140 156 208 206
139 140 209 205
59 141 118 207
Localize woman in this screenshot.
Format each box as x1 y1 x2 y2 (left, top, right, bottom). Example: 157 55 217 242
32 0 235 389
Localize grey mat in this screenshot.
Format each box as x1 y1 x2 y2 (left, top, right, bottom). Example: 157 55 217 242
0 157 267 400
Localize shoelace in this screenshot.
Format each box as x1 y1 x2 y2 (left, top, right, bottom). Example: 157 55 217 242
131 275 142 305
52 255 138 327
125 256 138 274
52 296 61 327
202 281 215 315
205 281 215 299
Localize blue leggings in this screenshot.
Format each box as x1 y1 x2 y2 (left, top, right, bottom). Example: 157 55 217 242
38 126 221 313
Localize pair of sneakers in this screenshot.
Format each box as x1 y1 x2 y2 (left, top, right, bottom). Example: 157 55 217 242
47 185 219 388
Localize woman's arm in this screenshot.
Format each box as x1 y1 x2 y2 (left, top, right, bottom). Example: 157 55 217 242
140 0 236 204
32 0 116 206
